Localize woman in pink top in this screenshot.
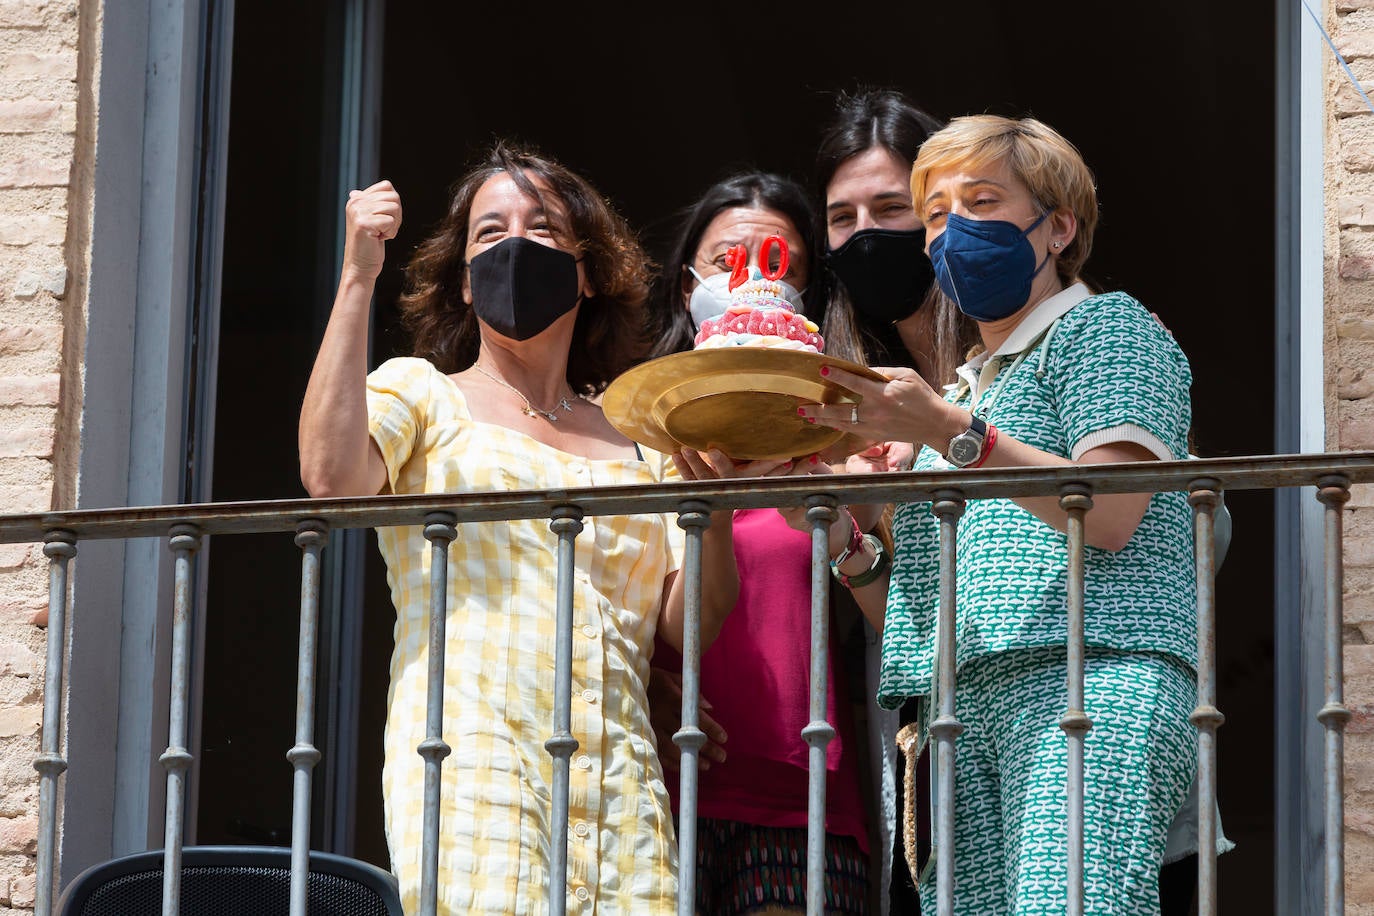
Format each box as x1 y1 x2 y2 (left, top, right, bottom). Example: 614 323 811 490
644 171 875 916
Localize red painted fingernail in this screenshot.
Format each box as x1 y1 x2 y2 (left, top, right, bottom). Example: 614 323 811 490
809 454 819 464
797 407 806 416
819 366 830 377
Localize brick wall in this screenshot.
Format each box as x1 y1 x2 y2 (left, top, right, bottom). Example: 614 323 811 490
0 0 87 912
1334 0 1374 911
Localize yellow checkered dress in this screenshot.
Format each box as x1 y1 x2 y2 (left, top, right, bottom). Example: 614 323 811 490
367 357 681 915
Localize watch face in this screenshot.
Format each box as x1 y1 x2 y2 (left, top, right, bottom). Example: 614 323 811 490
948 434 982 466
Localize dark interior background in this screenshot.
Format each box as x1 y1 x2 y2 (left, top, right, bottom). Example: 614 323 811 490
197 1 1277 911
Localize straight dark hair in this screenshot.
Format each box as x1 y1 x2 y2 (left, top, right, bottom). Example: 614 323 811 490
645 171 820 359
814 88 943 198
814 88 974 385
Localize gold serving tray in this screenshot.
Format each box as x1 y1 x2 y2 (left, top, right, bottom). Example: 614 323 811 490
603 348 886 461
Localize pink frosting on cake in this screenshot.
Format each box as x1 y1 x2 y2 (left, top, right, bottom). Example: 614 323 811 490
693 273 824 353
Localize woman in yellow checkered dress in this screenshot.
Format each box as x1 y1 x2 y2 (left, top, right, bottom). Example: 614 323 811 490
300 143 760 914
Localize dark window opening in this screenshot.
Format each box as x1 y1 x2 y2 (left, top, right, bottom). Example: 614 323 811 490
200 3 1275 911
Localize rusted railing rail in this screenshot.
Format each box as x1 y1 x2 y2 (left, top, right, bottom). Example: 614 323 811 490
9 451 1373 916
5 453 1372 545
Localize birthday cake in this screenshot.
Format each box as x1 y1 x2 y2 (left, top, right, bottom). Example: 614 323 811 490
692 251 824 353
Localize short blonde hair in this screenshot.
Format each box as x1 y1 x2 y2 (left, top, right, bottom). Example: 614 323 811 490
910 115 1098 286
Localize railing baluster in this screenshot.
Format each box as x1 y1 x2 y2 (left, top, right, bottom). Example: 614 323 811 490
34 530 75 916
1316 476 1352 916
546 506 585 916
161 524 201 916
803 497 839 916
1058 484 1093 916
418 512 456 916
931 489 965 916
288 520 327 916
672 500 709 916
1187 479 1223 916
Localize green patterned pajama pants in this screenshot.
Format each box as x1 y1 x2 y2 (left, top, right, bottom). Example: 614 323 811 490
918 646 1195 916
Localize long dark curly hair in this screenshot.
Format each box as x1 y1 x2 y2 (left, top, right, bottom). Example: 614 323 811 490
397 141 653 395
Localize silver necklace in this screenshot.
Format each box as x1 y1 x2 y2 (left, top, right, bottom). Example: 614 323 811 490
473 363 575 422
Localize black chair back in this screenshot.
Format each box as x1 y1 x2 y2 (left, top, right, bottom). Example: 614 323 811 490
57 845 402 916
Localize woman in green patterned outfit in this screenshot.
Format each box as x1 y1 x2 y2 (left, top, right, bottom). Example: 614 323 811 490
798 115 1197 915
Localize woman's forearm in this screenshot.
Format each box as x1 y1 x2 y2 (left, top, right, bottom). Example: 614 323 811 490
839 568 889 633
827 520 890 632
658 511 739 653
894 400 1155 552
978 434 1155 552
800 368 1160 552
299 272 387 497
301 181 400 498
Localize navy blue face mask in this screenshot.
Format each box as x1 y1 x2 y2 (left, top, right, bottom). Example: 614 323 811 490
927 211 1052 322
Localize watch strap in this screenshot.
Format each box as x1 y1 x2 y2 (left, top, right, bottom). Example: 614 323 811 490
945 413 989 467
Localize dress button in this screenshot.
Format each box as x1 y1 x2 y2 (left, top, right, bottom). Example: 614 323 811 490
575 754 592 770
575 886 590 902
581 624 598 639
567 462 586 475
573 822 590 838
581 689 597 704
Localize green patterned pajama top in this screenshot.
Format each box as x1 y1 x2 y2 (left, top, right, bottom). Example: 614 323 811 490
877 289 1199 709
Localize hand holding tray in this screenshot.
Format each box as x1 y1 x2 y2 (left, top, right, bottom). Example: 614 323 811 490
602 349 887 461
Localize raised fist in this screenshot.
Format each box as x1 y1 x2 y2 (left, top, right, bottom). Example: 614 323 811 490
342 179 402 282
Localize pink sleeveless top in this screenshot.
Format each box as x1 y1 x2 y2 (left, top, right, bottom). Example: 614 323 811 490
656 508 869 852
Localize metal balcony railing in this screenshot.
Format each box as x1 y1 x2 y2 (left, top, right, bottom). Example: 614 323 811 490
5 451 1374 916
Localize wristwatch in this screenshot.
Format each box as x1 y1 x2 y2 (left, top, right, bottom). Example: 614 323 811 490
945 414 988 468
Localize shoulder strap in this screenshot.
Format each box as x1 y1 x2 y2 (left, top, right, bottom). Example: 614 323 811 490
1031 316 1065 380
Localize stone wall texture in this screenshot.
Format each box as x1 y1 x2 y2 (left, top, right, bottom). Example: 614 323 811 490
0 0 88 912
1335 0 1374 912
1335 0 1374 911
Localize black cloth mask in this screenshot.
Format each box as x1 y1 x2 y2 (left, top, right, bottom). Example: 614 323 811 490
467 236 582 340
824 227 933 323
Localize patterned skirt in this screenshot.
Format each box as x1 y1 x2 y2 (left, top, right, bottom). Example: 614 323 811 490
690 818 868 915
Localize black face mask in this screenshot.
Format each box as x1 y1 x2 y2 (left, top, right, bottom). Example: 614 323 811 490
467 236 582 340
824 227 933 323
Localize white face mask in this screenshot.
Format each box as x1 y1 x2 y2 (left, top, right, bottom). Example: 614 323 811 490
686 267 806 329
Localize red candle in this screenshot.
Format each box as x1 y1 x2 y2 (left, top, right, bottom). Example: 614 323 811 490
725 243 749 291
759 235 789 282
